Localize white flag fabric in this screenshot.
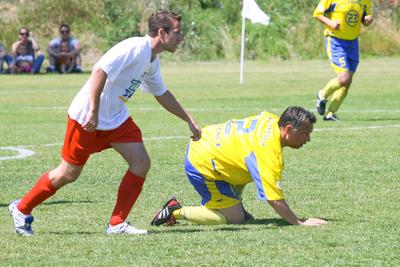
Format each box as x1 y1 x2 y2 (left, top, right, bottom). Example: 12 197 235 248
241 0 270 26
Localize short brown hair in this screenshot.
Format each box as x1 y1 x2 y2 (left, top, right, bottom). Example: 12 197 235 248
148 10 181 37
278 106 316 129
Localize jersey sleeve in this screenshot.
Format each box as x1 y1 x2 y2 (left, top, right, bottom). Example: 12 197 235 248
69 38 80 50
313 0 330 18
48 38 60 48
96 42 135 82
245 148 284 202
140 57 167 96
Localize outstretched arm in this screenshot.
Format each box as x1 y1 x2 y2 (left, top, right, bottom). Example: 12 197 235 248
268 200 327 226
155 90 201 141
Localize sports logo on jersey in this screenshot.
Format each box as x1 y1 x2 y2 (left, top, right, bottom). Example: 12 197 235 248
346 10 359 27
119 79 141 102
261 118 274 146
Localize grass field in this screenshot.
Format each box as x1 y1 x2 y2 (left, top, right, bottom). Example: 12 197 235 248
0 58 399 266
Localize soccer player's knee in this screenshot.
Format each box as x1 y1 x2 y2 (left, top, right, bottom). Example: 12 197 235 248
132 155 151 174
338 74 352 88
338 76 346 86
227 211 245 224
141 156 151 172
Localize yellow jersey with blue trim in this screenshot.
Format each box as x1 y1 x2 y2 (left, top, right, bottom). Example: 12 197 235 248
188 112 284 201
313 0 372 40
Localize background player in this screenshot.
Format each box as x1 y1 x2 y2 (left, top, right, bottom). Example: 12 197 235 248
9 10 201 236
314 0 374 121
151 106 327 227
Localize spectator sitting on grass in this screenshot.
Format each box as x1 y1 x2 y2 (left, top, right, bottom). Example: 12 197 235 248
46 23 83 73
0 43 13 73
10 27 44 74
13 42 34 73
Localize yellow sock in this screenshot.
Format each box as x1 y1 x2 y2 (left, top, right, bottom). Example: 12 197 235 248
328 87 348 114
172 206 227 225
319 78 342 99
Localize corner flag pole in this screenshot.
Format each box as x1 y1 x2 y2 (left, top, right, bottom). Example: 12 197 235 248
240 15 246 84
240 0 270 84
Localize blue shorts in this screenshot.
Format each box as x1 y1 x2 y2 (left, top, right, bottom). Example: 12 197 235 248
184 146 240 209
325 36 359 73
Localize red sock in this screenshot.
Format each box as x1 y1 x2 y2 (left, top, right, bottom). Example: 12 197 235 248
109 170 145 226
17 172 57 215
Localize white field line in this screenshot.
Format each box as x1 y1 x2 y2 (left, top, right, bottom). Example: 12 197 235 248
1 124 399 161
314 124 400 132
0 146 36 161
6 106 400 113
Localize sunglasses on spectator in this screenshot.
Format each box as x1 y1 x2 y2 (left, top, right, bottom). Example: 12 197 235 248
60 30 70 34
19 32 29 36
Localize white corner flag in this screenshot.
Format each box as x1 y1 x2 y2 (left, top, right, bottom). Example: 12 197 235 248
240 0 270 84
242 0 270 26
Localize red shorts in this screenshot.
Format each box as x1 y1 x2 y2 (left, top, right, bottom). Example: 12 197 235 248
61 116 142 166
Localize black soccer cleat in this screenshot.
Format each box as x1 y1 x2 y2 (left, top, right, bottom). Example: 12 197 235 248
323 113 340 121
316 94 328 115
151 196 182 226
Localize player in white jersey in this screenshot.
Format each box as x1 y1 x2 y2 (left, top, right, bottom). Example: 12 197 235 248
9 10 201 236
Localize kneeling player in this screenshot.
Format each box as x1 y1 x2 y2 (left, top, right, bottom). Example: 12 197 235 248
151 106 327 227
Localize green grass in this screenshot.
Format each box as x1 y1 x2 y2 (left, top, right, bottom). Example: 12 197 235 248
0 58 399 266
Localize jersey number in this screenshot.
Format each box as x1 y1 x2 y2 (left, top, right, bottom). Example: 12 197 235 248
225 118 258 136
346 10 359 27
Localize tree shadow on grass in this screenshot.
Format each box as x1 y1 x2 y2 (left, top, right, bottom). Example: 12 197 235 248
150 217 338 235
0 200 95 208
149 218 293 235
346 117 400 122
246 217 338 225
243 218 291 226
42 200 95 206
46 231 98 235
149 228 205 234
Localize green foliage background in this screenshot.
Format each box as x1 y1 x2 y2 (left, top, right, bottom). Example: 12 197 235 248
0 0 399 61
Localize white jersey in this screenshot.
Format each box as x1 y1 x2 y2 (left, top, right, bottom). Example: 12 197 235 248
68 36 167 130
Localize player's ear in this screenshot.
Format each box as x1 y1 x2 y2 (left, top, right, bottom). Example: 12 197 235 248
283 124 294 137
158 28 166 38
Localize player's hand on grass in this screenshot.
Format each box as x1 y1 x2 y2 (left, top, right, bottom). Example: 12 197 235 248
301 218 327 226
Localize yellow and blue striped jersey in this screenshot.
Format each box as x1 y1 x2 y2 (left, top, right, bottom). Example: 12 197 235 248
188 112 284 201
313 0 372 40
